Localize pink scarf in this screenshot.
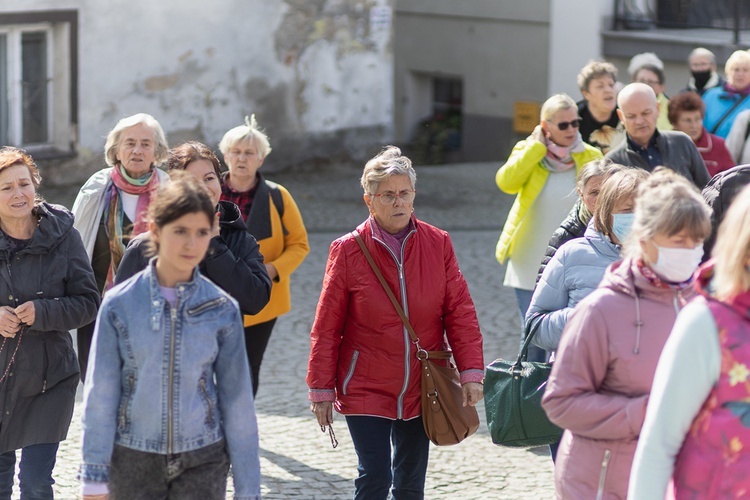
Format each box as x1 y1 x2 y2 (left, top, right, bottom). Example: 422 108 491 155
541 132 586 172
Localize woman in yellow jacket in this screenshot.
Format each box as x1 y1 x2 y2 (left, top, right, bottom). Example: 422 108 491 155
220 115 310 396
495 94 602 361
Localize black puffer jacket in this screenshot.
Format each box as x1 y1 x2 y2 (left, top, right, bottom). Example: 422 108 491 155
115 200 271 315
701 164 750 259
0 203 99 453
536 199 590 284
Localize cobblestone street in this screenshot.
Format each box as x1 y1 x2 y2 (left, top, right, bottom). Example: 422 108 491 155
34 162 557 499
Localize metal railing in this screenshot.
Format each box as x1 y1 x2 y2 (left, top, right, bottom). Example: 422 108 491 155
613 0 750 45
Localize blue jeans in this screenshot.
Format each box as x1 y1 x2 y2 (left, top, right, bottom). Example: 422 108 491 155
514 288 546 363
346 416 430 500
0 442 59 500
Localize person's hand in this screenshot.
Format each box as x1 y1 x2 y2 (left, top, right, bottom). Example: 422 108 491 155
14 301 35 327
462 382 484 407
0 306 21 338
310 401 333 427
211 211 221 238
530 125 546 144
265 263 279 281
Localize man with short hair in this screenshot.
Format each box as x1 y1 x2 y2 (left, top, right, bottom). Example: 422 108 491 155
606 83 711 188
684 47 725 96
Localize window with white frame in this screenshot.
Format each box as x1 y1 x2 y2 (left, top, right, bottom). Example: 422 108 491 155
0 11 77 155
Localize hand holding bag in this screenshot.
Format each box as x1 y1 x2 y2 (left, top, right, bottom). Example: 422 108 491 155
483 315 563 447
353 233 479 446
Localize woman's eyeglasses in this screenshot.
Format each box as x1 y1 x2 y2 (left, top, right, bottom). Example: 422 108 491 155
550 118 582 131
371 190 416 205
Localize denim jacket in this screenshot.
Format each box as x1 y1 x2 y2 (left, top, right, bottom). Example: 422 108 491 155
80 261 260 499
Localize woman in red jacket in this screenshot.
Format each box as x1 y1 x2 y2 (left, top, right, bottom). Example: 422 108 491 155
306 146 484 499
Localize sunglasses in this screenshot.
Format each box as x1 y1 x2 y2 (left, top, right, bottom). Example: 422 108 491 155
550 118 582 131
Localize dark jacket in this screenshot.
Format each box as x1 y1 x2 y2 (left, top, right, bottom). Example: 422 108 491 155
605 130 711 188
701 164 750 259
536 199 589 284
0 203 99 453
115 201 271 315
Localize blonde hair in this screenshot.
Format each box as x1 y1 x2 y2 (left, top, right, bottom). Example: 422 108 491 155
540 94 577 122
623 168 712 259
360 146 416 194
593 166 650 237
104 113 168 168
726 50 750 76
218 114 272 159
713 184 750 300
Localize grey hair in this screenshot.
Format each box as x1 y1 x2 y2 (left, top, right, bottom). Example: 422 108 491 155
577 158 614 191
104 113 168 167
218 114 272 158
360 146 416 194
628 52 664 78
689 47 716 65
540 94 577 122
622 168 712 259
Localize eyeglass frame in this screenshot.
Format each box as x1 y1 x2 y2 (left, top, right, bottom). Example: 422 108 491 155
548 118 582 131
369 189 416 205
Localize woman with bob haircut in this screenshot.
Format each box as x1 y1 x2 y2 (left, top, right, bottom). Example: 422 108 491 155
0 147 99 498
115 141 272 317
629 184 750 499
542 168 712 499
307 146 484 499
703 50 750 138
80 175 260 500
72 113 170 382
576 60 625 154
218 115 309 396
496 93 602 361
668 91 734 177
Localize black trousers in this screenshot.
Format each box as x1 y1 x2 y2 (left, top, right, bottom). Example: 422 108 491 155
77 320 96 384
243 318 277 397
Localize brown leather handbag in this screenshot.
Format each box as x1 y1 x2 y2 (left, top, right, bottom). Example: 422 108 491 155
354 233 479 446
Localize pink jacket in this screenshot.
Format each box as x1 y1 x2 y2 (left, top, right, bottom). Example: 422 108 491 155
542 258 693 500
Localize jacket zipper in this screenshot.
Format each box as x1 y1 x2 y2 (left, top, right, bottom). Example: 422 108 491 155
596 449 612 500
187 297 225 316
199 377 214 425
372 229 415 419
167 307 177 454
342 350 359 396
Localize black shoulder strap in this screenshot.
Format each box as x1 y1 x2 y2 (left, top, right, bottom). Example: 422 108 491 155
710 94 750 135
265 180 288 236
743 114 750 143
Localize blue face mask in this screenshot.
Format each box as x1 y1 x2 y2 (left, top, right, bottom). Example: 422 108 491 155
611 213 635 244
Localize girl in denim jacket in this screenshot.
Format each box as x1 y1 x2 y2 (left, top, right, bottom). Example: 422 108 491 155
79 175 260 500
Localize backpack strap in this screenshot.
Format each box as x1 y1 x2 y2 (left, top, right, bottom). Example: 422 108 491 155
265 180 288 236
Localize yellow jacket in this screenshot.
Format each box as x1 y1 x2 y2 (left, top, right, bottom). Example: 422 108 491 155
494 139 602 264
244 182 309 326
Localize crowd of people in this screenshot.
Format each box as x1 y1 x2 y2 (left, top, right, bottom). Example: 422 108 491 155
494 47 750 499
0 45 749 500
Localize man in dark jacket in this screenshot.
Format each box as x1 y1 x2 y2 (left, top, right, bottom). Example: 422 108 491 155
606 83 711 188
683 47 725 96
701 164 750 259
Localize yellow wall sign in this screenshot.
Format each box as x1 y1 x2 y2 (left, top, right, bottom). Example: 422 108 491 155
513 101 541 134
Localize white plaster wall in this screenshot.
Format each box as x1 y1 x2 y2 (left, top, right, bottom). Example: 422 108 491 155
1 0 394 165
547 0 603 99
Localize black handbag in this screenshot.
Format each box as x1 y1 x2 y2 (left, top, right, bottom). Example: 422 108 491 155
483 315 563 447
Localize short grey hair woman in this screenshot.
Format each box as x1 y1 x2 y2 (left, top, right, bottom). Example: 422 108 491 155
71 113 171 383
542 168 711 499
495 93 603 363
307 146 485 498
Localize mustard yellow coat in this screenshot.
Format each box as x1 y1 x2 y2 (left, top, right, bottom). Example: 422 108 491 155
494 139 603 264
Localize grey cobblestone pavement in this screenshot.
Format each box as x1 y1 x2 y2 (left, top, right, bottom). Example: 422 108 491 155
31 162 556 499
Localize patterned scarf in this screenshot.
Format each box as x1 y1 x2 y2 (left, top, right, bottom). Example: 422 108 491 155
102 164 160 291
541 132 586 172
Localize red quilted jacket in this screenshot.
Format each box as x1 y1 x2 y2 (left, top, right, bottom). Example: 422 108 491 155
306 217 484 420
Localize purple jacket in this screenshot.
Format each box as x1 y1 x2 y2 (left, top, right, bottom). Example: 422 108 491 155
542 258 694 499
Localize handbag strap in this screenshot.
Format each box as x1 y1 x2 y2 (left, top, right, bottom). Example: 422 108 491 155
710 93 750 135
353 232 451 361
514 312 545 369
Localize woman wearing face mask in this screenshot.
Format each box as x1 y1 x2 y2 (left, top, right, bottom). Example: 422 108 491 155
629 184 750 499
495 93 602 362
541 168 712 499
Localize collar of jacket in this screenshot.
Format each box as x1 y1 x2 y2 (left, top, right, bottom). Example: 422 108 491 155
0 202 74 256
602 257 693 304
146 257 202 331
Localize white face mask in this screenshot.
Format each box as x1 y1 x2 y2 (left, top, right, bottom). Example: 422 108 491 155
650 244 704 283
